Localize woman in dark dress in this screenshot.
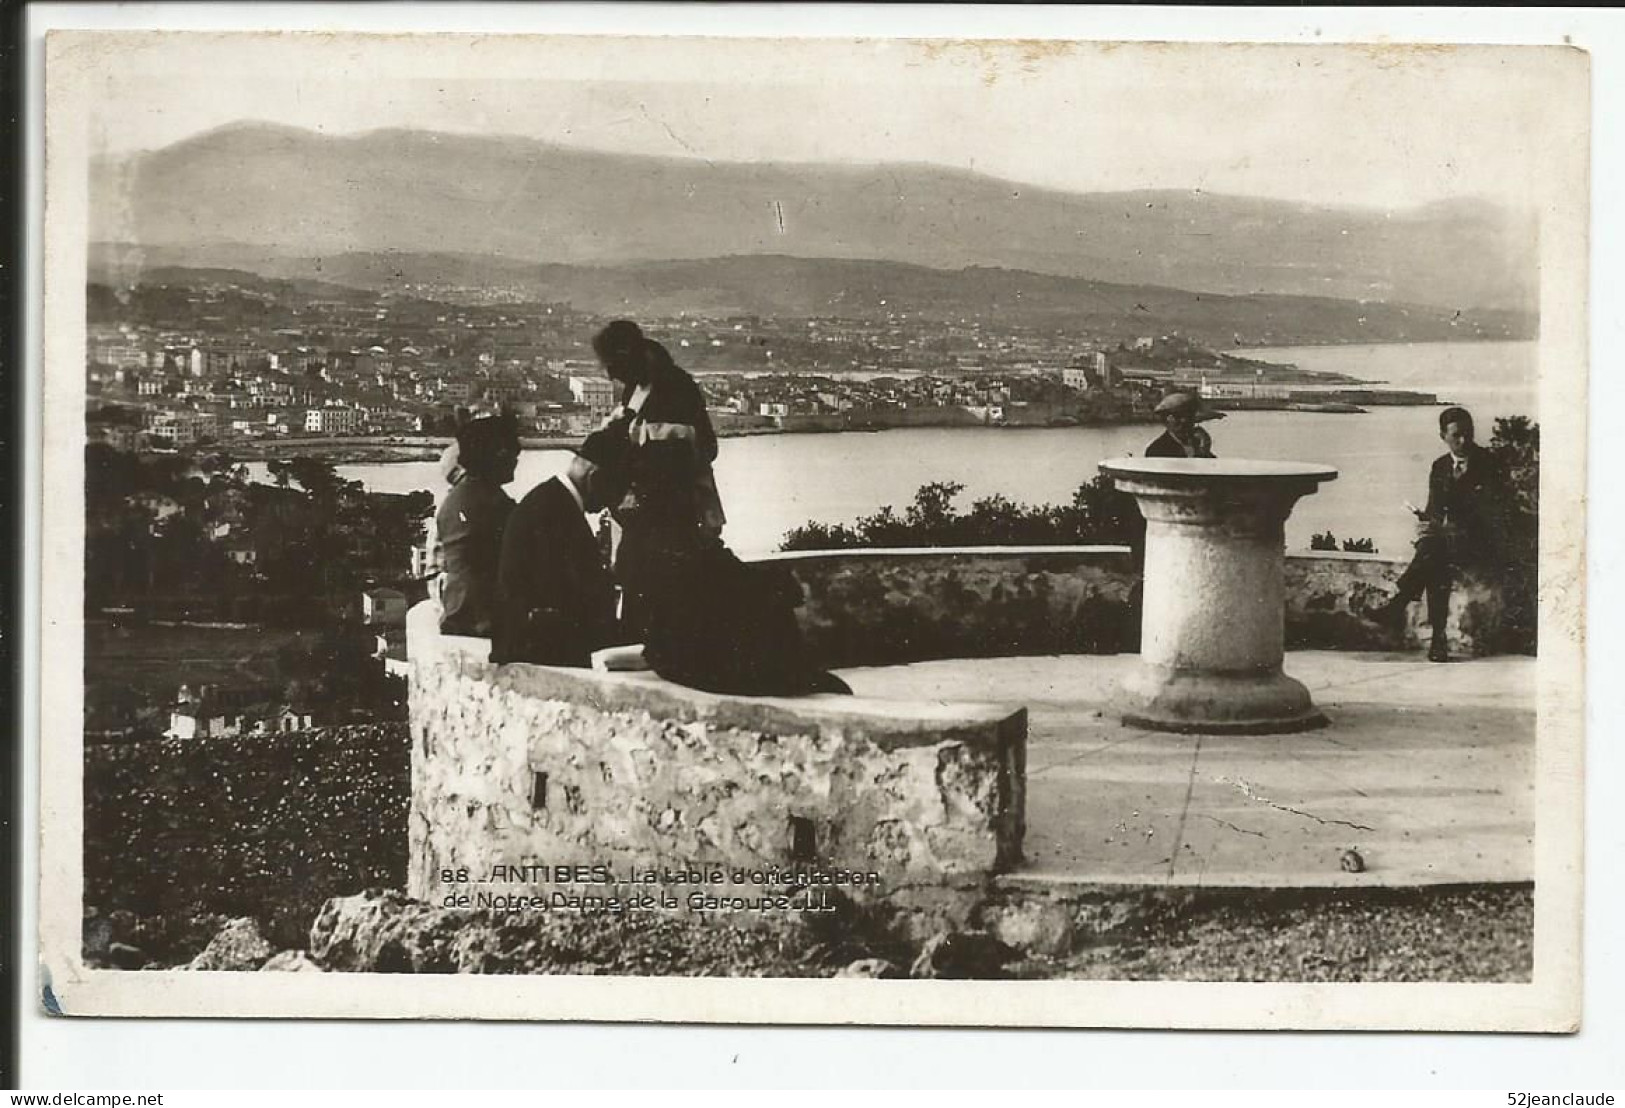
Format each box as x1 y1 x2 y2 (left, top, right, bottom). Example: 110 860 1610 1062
591 321 724 637
590 324 847 696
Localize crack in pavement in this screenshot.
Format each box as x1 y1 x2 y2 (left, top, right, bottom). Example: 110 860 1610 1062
1165 735 1203 878
1026 729 1159 778
1197 814 1266 838
1214 774 1377 833
1266 802 1377 833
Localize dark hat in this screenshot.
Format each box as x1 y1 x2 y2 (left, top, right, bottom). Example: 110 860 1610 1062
456 411 516 448
454 413 519 479
575 425 632 472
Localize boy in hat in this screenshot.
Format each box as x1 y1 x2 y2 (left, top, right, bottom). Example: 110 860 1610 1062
1145 391 1220 458
491 428 633 667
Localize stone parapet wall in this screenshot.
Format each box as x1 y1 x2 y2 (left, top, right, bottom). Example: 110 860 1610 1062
765 546 1139 667
406 604 1027 918
762 546 1511 667
1284 550 1509 655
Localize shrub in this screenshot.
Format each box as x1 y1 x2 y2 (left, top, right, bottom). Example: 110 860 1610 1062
780 475 1141 551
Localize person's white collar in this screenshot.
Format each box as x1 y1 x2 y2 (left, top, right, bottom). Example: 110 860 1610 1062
628 383 652 412
559 472 587 513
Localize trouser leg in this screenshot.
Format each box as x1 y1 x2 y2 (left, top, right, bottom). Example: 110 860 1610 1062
1394 533 1448 604
1425 577 1452 644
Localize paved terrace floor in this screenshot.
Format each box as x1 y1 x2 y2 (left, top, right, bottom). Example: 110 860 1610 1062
837 651 1535 890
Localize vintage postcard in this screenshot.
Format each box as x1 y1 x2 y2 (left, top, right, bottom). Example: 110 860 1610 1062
36 29 1587 1029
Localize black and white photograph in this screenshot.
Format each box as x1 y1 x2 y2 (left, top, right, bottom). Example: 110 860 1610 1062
37 27 1587 1028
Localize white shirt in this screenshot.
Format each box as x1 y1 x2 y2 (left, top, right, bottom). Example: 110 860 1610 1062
559 472 587 514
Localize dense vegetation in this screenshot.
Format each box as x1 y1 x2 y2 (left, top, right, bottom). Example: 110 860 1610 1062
85 444 431 623
781 475 1143 552
782 418 1538 655
84 723 410 952
84 446 430 735
1311 532 1379 554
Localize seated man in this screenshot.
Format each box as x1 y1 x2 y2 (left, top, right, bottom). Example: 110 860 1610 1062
1367 406 1507 662
1115 391 1222 650
1144 392 1220 458
491 429 632 667
437 413 519 637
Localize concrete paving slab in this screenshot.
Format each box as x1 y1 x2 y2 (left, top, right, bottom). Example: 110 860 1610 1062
838 650 1535 890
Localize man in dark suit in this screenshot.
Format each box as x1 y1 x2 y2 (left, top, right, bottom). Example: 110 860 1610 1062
437 413 519 637
1368 406 1507 662
490 429 633 667
1144 391 1220 458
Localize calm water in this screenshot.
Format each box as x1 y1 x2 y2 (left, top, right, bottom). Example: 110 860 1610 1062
295 341 1538 559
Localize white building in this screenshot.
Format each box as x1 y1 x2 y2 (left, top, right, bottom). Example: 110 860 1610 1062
304 407 363 435
1198 380 1291 401
1061 366 1097 392
166 685 313 740
146 411 218 447
362 586 409 628
568 375 617 420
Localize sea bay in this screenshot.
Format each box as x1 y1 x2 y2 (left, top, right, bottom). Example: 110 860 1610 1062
311 341 1538 560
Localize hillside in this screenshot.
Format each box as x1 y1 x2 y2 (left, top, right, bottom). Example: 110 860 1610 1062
86 253 1531 348
90 122 1538 313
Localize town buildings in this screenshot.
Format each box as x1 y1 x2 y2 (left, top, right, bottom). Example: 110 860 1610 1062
165 684 314 740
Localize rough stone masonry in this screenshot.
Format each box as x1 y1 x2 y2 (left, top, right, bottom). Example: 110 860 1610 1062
406 602 1027 936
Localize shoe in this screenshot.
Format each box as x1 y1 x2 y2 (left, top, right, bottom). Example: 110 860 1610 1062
1361 595 1410 632
1427 641 1451 663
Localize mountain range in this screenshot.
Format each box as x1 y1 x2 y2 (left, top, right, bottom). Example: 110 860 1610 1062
91 122 1538 315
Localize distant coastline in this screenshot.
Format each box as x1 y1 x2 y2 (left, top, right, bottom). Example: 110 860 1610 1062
215 415 1170 465
216 392 1455 466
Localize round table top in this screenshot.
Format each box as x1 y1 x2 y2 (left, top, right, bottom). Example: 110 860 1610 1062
1100 457 1339 483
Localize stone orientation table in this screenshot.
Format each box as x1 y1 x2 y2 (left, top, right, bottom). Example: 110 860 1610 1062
1100 458 1338 734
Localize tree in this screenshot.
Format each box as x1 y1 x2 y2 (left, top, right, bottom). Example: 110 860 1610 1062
1486 416 1539 652
1311 531 1377 554
781 475 1141 551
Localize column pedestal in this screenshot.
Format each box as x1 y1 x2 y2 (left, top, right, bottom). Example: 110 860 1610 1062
1100 458 1338 735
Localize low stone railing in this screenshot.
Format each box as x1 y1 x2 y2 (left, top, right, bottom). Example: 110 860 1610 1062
762 546 1512 667
406 603 1028 926
764 546 1136 667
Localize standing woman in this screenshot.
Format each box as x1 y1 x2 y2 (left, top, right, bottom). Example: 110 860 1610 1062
591 320 725 634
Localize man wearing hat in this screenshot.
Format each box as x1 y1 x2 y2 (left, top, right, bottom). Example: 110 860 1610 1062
1146 391 1220 458
1113 391 1220 651
436 412 519 637
490 428 634 667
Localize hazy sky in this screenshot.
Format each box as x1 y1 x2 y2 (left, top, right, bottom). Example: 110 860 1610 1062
79 34 1575 212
